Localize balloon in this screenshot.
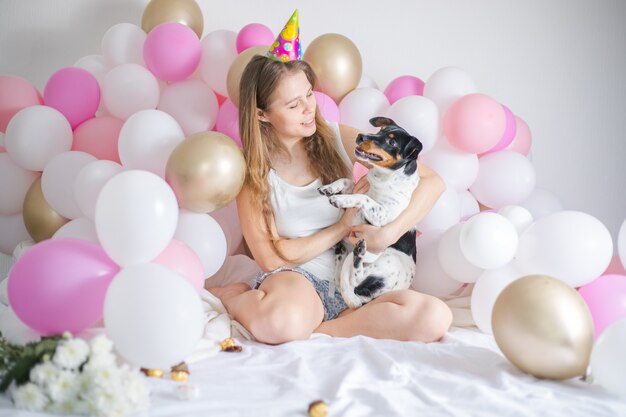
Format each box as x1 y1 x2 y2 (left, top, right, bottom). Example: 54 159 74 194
444 94 506 154
8 238 119 335
357 74 379 89
0 153 39 216
22 178 69 242
103 263 205 369
516 211 613 288
226 45 268 107
437 223 483 283
141 0 204 38
458 190 480 220
314 91 340 123
384 75 425 104
470 262 524 334
470 151 536 209
423 67 477 115
385 95 439 152
604 255 626 276
41 151 97 219
214 98 241 147
158 79 219 135
497 205 533 234
101 23 146 67
74 160 124 220
117 109 185 178
153 239 205 290
338 88 389 132
579 274 626 339
352 162 368 183
412 229 464 297
199 30 238 98
43 67 100 129
144 22 201 82
174 210 227 278
304 33 362 103
520 187 563 219
459 212 518 270
236 23 274 53
492 275 594 379
0 213 30 255
210 199 244 256
590 317 626 397
4 105 72 171
417 184 461 233
618 219 626 271
420 137 478 191
504 116 531 155
0 75 43 133
52 217 99 243
166 131 246 213
101 64 160 120
72 116 123 163
95 170 179 267
480 105 516 155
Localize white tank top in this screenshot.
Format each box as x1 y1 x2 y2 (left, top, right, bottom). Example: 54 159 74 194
268 122 352 281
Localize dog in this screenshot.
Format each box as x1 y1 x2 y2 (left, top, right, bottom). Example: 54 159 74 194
318 117 423 308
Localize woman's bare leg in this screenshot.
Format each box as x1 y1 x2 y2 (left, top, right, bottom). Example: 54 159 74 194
314 290 452 342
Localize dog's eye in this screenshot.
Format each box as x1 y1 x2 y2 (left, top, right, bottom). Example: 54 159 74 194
387 138 397 147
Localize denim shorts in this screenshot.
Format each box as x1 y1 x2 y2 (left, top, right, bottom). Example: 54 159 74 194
249 267 348 321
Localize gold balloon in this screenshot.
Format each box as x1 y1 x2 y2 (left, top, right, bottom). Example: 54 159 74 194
492 275 594 380
22 178 69 242
303 33 362 103
166 131 246 213
226 45 269 107
141 0 204 38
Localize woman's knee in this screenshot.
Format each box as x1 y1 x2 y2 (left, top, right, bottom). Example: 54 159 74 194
395 290 453 342
248 302 317 344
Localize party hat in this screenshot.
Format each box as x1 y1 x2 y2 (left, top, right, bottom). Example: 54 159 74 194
266 9 301 62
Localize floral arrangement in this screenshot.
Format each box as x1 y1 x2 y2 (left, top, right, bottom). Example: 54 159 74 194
0 332 150 416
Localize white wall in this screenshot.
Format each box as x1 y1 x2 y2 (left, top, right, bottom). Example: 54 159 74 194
1 0 625 244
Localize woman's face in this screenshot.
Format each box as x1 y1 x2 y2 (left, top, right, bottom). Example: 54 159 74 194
258 70 317 142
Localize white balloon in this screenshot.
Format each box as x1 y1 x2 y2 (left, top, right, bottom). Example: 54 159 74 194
460 212 518 270
0 213 30 255
521 187 563 219
101 64 160 120
42 151 97 219
101 23 146 67
52 217 99 243
423 67 477 115
95 170 179 267
117 109 185 178
516 211 613 287
0 153 39 216
498 205 533 234
470 262 525 334
619 219 626 272
438 223 483 283
4 106 73 171
420 137 478 191
74 54 109 84
458 190 480 220
210 199 243 256
175 210 228 278
74 160 124 220
417 184 461 233
103 263 204 369
338 88 390 132
412 229 464 296
199 30 238 97
385 95 439 152
590 317 626 398
470 151 536 209
357 73 379 89
158 79 219 136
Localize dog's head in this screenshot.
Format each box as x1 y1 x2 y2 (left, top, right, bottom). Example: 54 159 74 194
354 117 423 176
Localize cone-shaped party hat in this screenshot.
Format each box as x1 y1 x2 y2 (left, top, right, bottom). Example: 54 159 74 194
266 9 301 62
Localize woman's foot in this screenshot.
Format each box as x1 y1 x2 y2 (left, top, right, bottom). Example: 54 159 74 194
207 282 251 304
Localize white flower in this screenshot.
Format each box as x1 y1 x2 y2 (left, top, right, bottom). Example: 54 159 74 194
46 399 88 415
89 334 114 356
46 369 80 403
11 382 49 412
53 337 90 370
29 360 59 387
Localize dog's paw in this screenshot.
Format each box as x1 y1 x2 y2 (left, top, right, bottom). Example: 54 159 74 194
328 195 345 208
317 184 336 197
354 239 367 258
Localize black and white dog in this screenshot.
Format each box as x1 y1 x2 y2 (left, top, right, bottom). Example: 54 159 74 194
318 117 423 308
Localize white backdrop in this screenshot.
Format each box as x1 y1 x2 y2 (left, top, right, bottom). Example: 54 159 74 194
1 0 625 245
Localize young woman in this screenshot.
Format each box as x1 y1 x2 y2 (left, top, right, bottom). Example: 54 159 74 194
210 55 452 345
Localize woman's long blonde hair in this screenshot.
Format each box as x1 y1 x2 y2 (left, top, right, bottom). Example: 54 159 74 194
239 55 351 260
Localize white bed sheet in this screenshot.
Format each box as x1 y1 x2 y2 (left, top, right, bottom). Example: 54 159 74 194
3 327 624 417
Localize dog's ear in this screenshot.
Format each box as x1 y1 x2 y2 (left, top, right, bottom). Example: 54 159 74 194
402 138 423 176
369 117 396 128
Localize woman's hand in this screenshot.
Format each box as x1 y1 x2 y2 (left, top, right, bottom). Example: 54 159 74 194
353 176 369 194
340 207 359 229
347 223 396 254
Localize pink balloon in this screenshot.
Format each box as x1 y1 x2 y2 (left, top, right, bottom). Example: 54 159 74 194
0 145 5 153
480 105 517 155
353 162 368 183
579 274 626 339
443 93 506 153
215 98 241 147
604 255 626 275
7 238 119 336
236 23 274 53
504 115 532 155
72 116 123 162
153 239 205 291
384 75 425 104
43 67 100 129
144 22 201 82
0 75 43 132
314 91 340 123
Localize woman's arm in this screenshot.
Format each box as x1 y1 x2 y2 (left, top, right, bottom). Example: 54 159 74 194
237 185 356 272
348 162 445 253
